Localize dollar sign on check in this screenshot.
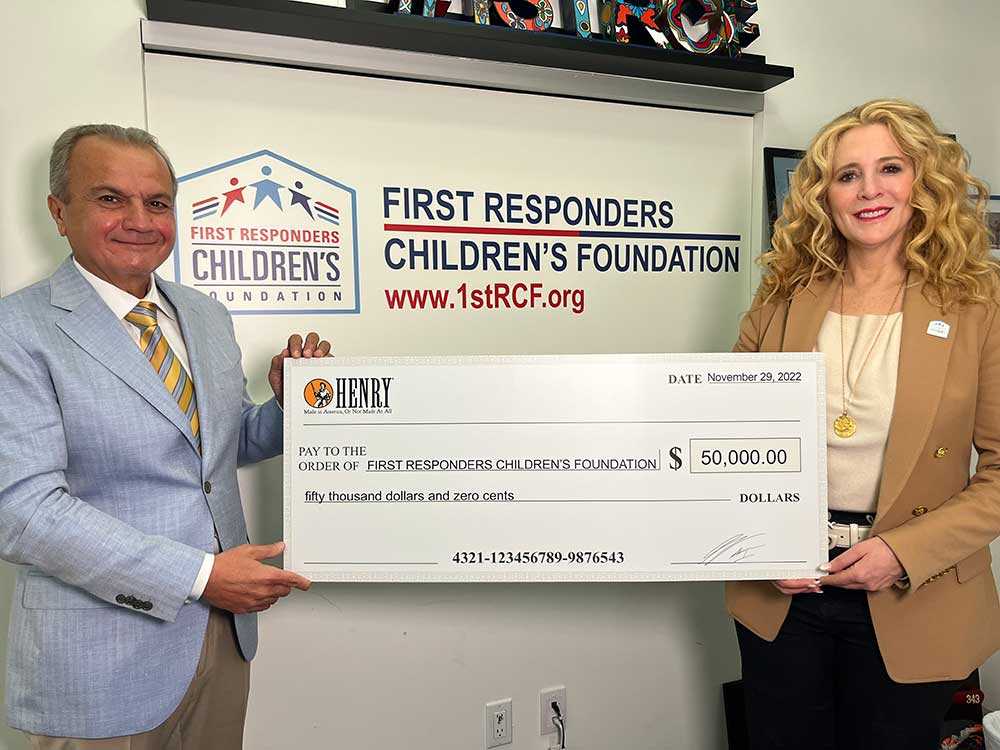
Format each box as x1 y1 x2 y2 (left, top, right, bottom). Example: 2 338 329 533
668 447 683 470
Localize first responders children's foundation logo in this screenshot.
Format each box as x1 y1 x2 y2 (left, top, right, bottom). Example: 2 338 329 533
172 151 359 315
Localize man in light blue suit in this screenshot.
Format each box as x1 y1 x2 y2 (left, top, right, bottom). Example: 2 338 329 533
0 125 329 748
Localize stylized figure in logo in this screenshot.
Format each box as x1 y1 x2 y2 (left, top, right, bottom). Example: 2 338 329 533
251 165 284 210
220 176 247 216
315 382 331 407
315 381 331 407
288 180 314 219
304 378 334 408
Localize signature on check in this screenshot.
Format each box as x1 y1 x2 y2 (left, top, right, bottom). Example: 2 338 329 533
701 533 766 564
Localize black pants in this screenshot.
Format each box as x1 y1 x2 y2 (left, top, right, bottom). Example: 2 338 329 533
736 585 962 750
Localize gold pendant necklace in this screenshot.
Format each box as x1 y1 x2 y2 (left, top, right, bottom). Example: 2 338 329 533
833 413 857 438
836 274 905 439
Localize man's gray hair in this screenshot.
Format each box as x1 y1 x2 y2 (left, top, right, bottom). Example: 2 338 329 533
49 124 178 202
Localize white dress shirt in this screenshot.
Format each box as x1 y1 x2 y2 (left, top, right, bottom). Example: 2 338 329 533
73 259 215 601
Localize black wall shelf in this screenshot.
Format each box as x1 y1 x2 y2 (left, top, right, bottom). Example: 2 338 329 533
146 0 794 94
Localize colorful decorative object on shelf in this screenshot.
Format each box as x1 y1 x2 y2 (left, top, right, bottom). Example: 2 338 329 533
612 0 669 47
473 0 491 23
561 0 594 37
493 0 555 31
611 0 757 56
396 0 758 56
661 0 736 55
396 0 450 17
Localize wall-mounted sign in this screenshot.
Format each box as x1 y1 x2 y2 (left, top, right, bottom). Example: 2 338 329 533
148 52 753 343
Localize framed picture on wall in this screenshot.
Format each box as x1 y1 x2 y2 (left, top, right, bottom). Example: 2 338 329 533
987 194 1000 256
763 147 805 242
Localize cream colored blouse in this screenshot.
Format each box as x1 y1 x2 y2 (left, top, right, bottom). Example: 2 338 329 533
816 311 903 513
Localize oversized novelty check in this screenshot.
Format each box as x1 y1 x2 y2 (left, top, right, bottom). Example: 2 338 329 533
283 354 827 582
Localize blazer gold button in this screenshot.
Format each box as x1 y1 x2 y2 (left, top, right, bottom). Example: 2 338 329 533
934 447 948 458
912 506 928 516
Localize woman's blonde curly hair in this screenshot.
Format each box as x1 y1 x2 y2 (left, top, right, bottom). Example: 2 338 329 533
760 99 997 311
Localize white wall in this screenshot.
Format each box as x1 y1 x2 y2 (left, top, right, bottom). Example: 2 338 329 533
0 0 149 298
2 1 999 748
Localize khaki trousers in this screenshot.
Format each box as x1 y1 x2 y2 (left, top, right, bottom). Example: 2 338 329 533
27 607 250 750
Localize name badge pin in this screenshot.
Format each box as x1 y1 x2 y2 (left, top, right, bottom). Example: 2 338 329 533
927 320 950 339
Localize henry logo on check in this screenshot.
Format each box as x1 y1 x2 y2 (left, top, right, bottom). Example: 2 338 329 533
303 377 395 413
173 150 359 315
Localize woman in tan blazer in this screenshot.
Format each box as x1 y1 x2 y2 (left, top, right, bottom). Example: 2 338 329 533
729 99 1000 748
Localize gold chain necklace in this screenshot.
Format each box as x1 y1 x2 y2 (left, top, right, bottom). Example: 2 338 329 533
833 276 906 439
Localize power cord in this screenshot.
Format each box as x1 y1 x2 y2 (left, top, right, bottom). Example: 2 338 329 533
551 700 566 749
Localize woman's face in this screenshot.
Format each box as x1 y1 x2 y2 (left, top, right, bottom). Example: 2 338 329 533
826 123 915 258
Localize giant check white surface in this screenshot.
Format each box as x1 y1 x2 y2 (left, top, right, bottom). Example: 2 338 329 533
283 354 827 581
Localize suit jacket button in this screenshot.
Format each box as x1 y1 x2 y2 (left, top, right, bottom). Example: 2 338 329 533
934 447 949 458
204 481 212 494
912 506 928 516
116 594 127 604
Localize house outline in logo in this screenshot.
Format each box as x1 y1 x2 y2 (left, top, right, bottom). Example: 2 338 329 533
171 149 361 316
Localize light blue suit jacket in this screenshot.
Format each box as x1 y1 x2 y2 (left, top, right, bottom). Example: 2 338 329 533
0 258 283 738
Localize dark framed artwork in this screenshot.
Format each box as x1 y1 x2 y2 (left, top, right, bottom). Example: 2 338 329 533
987 194 1000 255
763 147 805 242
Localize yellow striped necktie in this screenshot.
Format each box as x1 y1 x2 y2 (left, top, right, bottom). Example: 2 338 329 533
124 301 201 449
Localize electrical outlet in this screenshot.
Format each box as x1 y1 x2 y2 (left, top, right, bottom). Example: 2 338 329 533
485 698 512 748
539 686 566 735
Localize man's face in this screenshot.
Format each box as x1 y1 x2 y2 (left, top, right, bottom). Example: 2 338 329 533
48 136 176 297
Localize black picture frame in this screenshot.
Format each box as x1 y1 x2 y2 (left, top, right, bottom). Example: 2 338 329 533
763 147 805 243
987 194 1000 254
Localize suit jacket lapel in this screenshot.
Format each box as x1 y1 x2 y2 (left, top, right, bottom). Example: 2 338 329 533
873 272 957 524
50 259 201 454
781 274 838 352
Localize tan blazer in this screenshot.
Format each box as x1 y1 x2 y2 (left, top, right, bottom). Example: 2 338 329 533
727 270 1000 682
